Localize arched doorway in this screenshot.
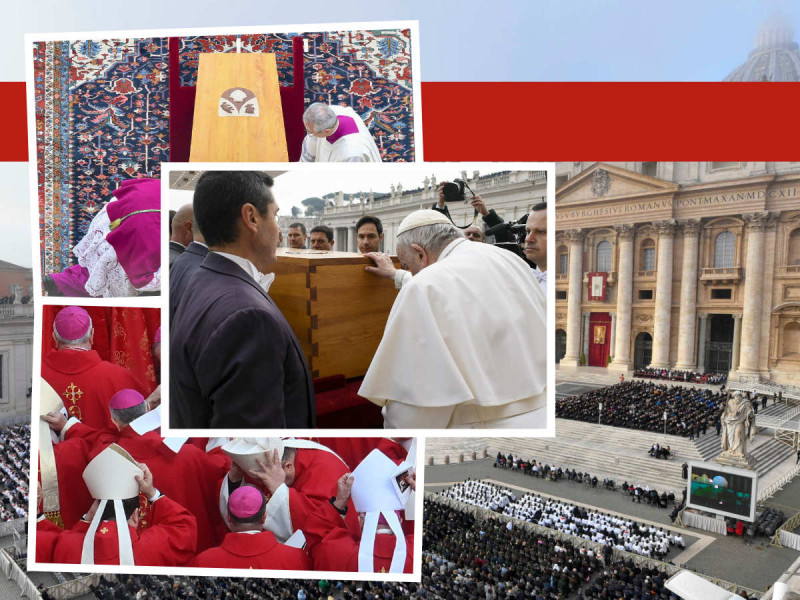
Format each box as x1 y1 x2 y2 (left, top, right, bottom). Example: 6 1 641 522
556 329 567 363
633 332 652 370
705 314 733 373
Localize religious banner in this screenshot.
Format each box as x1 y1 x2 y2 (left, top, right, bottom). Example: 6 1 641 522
588 271 608 301
588 312 611 367
593 325 606 345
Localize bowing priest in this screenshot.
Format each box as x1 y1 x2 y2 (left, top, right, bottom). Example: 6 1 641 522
104 389 229 552
50 448 197 566
299 102 382 163
41 306 147 431
359 209 548 429
192 485 310 570
220 438 359 544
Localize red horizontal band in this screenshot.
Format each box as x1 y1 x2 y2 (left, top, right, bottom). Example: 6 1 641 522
3 81 799 162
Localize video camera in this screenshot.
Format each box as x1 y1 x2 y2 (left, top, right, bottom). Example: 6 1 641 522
484 214 532 265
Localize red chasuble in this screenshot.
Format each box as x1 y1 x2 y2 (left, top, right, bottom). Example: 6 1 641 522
317 438 407 473
289 448 360 540
36 518 63 563
51 496 197 566
191 530 310 570
312 528 414 573
42 350 146 431
106 427 230 552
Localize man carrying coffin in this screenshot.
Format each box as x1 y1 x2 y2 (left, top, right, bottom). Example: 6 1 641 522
50 447 197 566
192 485 311 570
220 438 359 543
359 209 547 428
170 171 314 428
42 306 147 431
299 102 382 163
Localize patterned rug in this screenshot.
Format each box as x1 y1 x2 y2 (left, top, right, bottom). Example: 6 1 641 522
34 29 415 275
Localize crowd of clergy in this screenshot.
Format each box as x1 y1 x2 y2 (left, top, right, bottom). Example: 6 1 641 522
439 480 684 560
556 381 726 437
35 369 415 572
0 424 29 521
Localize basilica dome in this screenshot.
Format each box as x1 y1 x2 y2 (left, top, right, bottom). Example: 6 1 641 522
724 16 800 81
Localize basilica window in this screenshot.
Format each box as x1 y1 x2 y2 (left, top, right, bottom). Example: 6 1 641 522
558 246 568 274
709 162 740 170
789 228 800 265
713 231 735 268
640 239 655 271
596 241 612 272
641 162 658 177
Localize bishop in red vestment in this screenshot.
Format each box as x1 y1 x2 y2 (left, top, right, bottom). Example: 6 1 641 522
42 307 146 431
192 485 310 570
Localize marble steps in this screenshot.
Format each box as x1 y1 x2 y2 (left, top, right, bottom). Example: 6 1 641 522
485 435 688 493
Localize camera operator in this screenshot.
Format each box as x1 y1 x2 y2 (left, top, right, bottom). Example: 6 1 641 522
432 182 512 243
525 202 547 292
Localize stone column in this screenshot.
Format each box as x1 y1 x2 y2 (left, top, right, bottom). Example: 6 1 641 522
610 225 635 370
562 230 584 367
582 312 590 360
349 226 358 252
609 312 617 358
738 212 769 376
649 221 676 368
697 314 709 373
674 220 701 370
730 313 743 373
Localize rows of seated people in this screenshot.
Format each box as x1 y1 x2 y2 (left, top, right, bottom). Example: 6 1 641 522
556 381 725 437
424 500 598 599
633 368 727 385
0 425 30 521
440 480 685 560
503 492 685 560
90 573 419 600
494 453 676 509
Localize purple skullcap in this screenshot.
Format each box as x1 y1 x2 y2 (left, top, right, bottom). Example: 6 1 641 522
229 485 264 519
109 389 145 410
54 306 91 341
154 327 161 344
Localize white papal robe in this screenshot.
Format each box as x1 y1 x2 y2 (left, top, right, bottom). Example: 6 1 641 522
299 106 382 163
359 238 547 428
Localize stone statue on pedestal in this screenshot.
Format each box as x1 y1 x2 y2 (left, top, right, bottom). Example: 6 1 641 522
717 390 756 469
13 284 22 304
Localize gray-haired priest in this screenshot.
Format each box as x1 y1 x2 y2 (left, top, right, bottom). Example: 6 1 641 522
359 209 547 429
299 102 383 163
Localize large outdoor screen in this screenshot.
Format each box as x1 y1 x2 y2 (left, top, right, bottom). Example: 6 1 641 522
686 461 757 522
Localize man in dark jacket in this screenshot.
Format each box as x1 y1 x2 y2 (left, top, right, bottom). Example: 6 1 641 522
170 171 315 429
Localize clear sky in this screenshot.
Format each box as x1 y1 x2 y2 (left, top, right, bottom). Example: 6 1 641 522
5 0 799 82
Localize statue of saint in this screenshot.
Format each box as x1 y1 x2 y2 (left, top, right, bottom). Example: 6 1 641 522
720 391 755 459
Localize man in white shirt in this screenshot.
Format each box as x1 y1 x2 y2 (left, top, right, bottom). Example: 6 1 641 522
525 202 547 293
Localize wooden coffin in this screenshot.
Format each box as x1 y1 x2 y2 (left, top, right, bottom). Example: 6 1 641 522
266 248 399 379
190 53 288 162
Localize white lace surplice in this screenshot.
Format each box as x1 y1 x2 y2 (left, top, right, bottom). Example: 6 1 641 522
72 204 161 297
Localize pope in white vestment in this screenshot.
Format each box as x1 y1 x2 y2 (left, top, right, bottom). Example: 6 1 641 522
359 211 547 429
299 104 383 163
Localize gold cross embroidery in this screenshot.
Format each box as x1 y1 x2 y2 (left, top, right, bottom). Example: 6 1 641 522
100 527 108 535
62 383 84 405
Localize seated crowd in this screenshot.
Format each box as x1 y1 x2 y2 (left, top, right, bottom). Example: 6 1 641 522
494 453 676 509
633 368 727 385
0 424 30 521
502 492 684 560
440 479 517 511
90 574 417 600
556 381 725 437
